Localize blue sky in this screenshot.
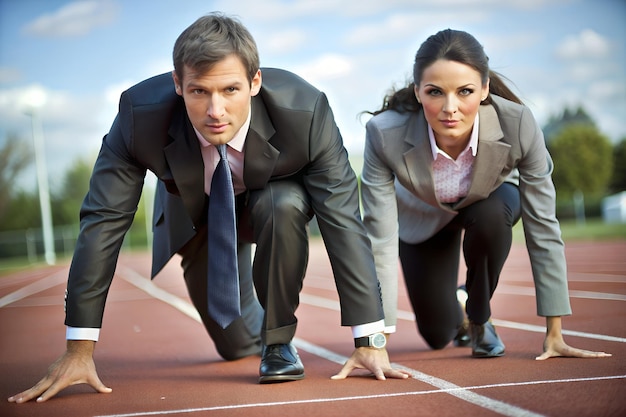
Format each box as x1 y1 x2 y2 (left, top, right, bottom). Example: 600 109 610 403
1 0 625 192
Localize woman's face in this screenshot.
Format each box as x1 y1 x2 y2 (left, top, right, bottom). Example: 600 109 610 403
415 59 489 152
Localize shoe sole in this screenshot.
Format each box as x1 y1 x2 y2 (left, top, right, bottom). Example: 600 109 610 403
472 350 505 358
259 373 305 384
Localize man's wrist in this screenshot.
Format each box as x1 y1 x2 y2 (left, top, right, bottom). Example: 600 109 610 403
66 326 100 341
354 332 387 349
351 319 385 338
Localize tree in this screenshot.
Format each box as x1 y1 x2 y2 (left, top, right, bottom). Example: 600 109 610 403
609 138 626 193
0 189 40 232
52 156 95 226
51 154 152 249
0 134 33 222
543 106 595 145
549 124 613 199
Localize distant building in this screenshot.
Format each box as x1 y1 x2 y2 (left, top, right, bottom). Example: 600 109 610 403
602 192 626 223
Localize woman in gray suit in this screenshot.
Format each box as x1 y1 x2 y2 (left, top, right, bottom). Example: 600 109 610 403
360 29 611 360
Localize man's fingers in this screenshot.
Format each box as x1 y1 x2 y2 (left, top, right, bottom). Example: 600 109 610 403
331 360 356 380
373 368 386 381
8 376 53 403
89 375 113 394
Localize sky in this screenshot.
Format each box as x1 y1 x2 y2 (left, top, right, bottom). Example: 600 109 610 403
1 0 625 192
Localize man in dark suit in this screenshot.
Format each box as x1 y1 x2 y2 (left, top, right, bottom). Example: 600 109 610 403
9 13 409 404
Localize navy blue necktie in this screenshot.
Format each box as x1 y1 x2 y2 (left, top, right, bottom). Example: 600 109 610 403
207 144 240 329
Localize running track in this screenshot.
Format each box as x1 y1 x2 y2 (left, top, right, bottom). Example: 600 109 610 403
1 239 625 417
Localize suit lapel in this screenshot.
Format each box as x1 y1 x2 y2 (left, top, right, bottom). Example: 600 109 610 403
163 110 206 225
403 112 440 208
243 96 280 190
402 104 511 211
454 104 510 209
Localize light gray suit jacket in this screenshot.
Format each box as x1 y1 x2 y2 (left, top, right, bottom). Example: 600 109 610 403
361 95 571 327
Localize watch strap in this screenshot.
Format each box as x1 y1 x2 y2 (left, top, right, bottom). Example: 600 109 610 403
354 336 370 348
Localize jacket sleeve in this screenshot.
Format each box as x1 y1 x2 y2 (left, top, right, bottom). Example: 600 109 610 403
516 106 571 317
64 92 147 329
303 93 384 327
360 119 400 329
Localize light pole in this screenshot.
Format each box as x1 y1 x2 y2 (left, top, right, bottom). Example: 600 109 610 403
24 89 56 265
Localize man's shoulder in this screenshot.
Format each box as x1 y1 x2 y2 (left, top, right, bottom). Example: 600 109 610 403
122 73 178 107
259 68 322 111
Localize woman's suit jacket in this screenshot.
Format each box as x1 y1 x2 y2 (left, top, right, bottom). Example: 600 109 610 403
361 95 571 327
64 68 383 331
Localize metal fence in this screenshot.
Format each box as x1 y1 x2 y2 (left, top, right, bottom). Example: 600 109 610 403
0 225 148 265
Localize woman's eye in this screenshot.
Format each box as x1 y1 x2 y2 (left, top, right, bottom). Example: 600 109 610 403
459 88 474 96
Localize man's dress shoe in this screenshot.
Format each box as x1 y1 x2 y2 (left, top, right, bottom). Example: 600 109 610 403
470 321 505 357
259 343 305 383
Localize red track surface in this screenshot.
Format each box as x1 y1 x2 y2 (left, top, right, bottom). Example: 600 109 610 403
1 239 625 417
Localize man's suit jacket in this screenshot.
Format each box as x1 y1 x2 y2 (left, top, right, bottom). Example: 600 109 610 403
65 68 383 330
361 95 571 323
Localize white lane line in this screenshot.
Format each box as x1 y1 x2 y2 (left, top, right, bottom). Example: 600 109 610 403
497 285 626 302
491 319 626 343
115 267 610 417
293 338 546 417
299 293 626 343
307 274 626 297
117 267 201 322
93 374 626 417
0 269 68 308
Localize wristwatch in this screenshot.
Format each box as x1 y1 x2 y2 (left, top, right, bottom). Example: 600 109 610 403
354 332 387 349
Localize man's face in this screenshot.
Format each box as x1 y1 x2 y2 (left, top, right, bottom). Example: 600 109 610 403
172 55 261 145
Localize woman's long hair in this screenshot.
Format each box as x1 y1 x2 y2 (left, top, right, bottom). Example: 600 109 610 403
368 29 522 116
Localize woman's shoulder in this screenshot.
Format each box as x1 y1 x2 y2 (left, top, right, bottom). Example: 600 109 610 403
490 94 528 117
366 109 416 131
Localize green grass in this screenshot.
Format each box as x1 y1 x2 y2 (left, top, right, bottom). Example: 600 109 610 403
513 218 626 243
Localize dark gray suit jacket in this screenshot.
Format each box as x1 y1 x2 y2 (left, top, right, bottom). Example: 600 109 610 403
65 68 383 330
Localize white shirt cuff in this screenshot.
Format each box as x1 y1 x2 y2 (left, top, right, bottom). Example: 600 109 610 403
66 326 100 341
351 319 386 338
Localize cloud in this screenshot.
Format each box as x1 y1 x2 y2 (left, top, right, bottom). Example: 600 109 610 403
0 84 114 188
556 29 611 60
343 10 490 48
263 29 308 54
0 67 22 84
22 0 119 38
291 54 354 83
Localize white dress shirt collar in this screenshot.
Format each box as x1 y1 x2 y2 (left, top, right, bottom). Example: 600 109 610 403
428 113 480 160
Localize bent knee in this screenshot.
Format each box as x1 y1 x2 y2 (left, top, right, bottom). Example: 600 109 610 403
420 329 454 350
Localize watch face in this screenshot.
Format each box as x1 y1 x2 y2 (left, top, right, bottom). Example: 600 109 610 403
372 333 386 348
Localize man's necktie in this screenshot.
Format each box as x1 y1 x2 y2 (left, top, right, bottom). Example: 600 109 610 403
207 144 240 329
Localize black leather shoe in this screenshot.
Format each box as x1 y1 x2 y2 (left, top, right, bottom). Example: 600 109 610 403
259 343 305 383
470 321 505 358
